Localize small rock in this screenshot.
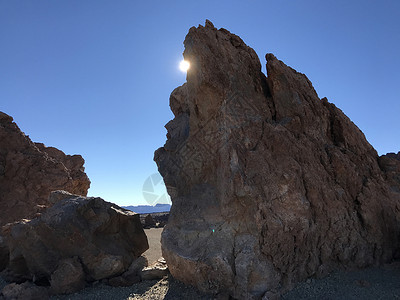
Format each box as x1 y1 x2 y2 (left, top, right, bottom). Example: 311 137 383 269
107 256 148 287
140 259 169 281
50 257 85 294
141 266 169 281
262 290 280 300
157 257 167 264
354 279 371 287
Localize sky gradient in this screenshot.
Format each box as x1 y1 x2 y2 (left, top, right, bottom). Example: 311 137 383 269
1 0 399 206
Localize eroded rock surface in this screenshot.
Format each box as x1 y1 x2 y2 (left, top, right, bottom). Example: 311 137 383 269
379 151 400 195
155 21 400 299
0 112 90 226
0 191 149 294
1 281 49 300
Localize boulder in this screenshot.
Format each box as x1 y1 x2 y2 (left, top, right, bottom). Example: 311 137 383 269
1 282 49 300
0 191 148 294
0 112 90 226
154 20 400 298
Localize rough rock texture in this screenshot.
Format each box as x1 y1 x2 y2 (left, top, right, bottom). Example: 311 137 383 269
0 112 90 226
1 281 49 300
379 152 400 196
154 21 400 299
107 255 147 287
49 256 85 294
0 191 148 294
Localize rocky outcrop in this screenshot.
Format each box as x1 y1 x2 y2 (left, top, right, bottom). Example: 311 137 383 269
0 112 90 226
379 151 400 195
382 152 400 161
154 21 400 299
0 191 149 295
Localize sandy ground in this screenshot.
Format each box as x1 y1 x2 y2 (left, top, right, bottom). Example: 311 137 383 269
1 227 400 299
143 228 163 264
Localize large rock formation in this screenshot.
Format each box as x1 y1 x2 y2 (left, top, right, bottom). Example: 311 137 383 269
154 21 400 299
0 112 90 226
0 191 149 295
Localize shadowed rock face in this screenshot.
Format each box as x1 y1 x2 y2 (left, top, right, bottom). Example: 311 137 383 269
0 112 90 226
154 21 400 299
379 151 400 195
0 191 149 294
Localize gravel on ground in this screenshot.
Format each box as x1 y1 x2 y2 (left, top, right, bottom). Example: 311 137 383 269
282 261 400 300
1 227 399 300
49 275 213 300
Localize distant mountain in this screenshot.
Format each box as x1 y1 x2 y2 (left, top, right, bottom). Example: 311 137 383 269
123 203 171 214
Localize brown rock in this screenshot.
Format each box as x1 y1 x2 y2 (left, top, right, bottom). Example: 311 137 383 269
1 192 149 294
107 255 148 287
124 255 148 277
154 21 400 298
0 112 90 226
50 257 85 295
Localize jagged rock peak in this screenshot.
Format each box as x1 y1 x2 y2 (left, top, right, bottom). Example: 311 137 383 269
155 21 400 299
0 111 91 226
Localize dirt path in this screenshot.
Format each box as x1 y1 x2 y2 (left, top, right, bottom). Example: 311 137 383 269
143 228 163 264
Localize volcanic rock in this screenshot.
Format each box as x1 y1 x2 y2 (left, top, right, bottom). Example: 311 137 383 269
139 212 169 228
1 281 49 300
0 112 90 226
49 257 85 294
107 255 147 287
154 21 400 298
379 151 400 194
144 214 156 228
0 191 148 294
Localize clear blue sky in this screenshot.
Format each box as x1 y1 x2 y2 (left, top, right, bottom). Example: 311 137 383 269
1 0 399 206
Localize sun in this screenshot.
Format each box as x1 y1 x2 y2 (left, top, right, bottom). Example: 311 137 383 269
179 60 190 72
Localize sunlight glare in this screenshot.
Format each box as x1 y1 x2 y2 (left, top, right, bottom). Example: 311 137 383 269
179 60 190 72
